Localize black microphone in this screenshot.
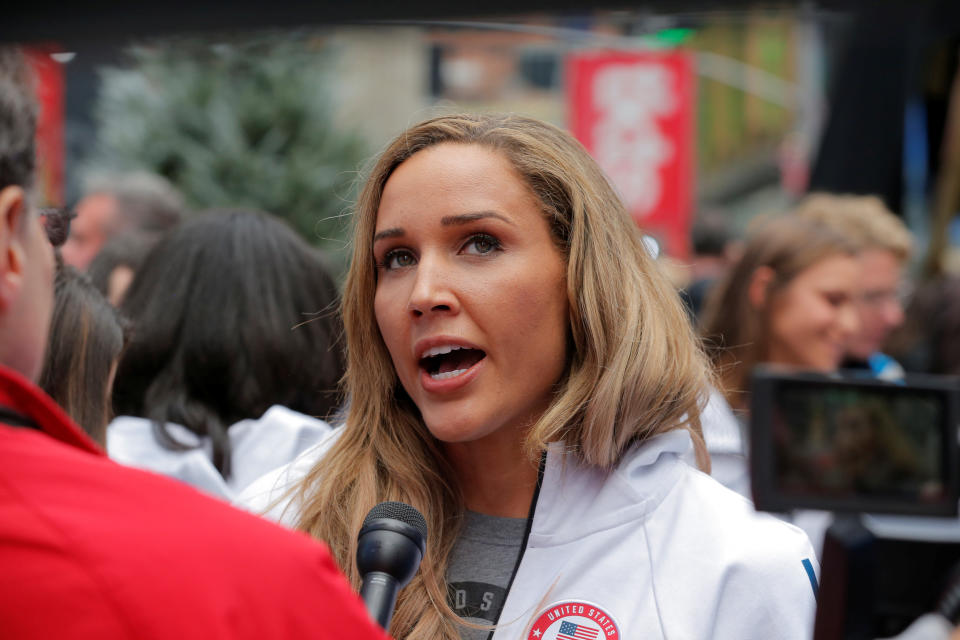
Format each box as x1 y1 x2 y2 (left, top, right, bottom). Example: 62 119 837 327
356 501 428 630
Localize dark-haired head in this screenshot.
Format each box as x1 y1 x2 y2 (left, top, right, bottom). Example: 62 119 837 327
39 266 127 445
0 48 37 195
0 47 57 383
87 231 158 306
112 209 345 478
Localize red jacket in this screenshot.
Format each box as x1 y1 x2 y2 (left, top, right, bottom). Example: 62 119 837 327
0 365 387 639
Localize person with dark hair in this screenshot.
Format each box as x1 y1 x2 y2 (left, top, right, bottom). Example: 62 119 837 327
62 171 184 271
108 209 345 500
38 264 126 446
86 231 156 306
0 47 385 640
889 275 960 375
679 210 739 321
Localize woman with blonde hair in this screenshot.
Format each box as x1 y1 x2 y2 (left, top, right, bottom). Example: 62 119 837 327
702 214 862 411
241 114 817 639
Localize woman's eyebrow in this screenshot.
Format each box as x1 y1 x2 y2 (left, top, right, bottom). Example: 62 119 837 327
441 211 513 226
373 227 404 243
374 211 513 242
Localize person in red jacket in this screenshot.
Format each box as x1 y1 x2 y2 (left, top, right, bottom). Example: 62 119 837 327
0 48 386 640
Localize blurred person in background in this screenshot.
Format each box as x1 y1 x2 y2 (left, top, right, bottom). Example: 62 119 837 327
0 47 385 640
687 380 751 498
701 215 862 558
888 275 960 375
680 210 740 322
633 225 749 496
636 227 748 496
702 215 861 412
109 209 345 501
38 263 126 446
61 171 184 271
86 231 157 307
795 193 913 381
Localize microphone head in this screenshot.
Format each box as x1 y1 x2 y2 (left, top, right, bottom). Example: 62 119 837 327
362 501 428 545
356 501 427 586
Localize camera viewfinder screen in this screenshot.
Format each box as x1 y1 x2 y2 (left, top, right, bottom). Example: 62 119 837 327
773 384 948 506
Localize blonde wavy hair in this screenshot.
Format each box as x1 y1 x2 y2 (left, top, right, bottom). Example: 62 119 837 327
292 113 712 639
794 193 912 262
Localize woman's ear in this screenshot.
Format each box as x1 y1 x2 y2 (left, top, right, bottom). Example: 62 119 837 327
747 265 775 310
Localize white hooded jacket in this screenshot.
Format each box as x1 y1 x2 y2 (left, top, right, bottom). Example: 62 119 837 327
238 427 818 640
108 405 333 502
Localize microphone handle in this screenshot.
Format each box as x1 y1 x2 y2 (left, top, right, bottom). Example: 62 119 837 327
360 570 400 630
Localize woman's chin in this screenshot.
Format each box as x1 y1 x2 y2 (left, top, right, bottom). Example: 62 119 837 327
807 356 842 373
768 357 839 374
424 420 489 445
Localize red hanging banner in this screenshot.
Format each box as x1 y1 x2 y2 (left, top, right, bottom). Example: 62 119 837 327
24 47 65 207
567 50 694 259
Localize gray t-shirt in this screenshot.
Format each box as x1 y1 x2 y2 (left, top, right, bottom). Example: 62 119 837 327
446 511 527 640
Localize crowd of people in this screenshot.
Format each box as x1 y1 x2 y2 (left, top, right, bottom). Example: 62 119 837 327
0 44 944 639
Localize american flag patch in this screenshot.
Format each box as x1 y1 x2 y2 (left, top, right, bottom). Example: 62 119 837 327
557 620 599 640
526 600 620 640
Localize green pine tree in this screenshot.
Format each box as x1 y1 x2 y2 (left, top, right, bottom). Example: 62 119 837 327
86 34 367 258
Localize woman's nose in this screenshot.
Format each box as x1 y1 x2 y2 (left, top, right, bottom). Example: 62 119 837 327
407 255 458 317
884 298 905 328
839 301 860 337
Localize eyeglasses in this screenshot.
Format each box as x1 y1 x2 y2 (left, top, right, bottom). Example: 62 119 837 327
39 207 76 248
858 283 913 309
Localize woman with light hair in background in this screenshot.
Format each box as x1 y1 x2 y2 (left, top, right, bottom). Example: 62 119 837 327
240 114 817 640
701 214 862 412
794 193 913 381
700 215 865 559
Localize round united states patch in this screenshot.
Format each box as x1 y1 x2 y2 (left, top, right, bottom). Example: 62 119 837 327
526 600 620 640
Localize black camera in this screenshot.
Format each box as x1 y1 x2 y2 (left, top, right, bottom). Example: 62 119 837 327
750 367 960 518
749 367 960 639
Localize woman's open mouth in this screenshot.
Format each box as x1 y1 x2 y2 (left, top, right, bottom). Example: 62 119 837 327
419 345 486 381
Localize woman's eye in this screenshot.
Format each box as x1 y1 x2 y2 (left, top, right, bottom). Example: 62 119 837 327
825 293 846 307
382 250 416 270
462 233 501 256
